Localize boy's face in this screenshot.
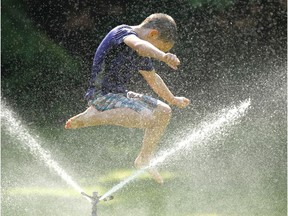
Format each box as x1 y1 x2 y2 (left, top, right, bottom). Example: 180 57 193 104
152 39 174 52
146 29 174 52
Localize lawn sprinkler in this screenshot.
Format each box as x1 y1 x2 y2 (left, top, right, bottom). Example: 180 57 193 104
81 191 114 216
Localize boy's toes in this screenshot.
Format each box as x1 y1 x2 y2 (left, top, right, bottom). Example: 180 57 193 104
65 120 72 129
134 157 164 184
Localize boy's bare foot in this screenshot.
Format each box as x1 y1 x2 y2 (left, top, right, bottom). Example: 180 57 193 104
134 156 163 184
146 168 164 185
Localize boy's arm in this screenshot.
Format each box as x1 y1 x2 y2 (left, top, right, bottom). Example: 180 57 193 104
140 70 189 108
124 35 180 70
124 35 165 60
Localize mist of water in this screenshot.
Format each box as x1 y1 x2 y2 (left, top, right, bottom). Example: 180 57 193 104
1 102 89 200
100 99 251 200
1 98 251 203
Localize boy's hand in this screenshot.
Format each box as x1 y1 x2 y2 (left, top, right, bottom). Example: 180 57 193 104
171 96 190 108
163 53 180 70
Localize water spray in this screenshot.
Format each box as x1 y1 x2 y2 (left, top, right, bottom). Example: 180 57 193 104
1 101 114 213
100 99 251 200
1 98 251 215
1 101 116 216
1 103 84 194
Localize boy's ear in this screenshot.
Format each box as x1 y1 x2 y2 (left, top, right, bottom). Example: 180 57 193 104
148 29 159 39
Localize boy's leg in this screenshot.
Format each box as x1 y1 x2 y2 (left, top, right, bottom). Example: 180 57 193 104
65 101 172 184
134 100 172 184
65 105 154 129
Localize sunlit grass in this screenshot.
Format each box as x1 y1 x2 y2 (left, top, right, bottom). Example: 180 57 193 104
4 169 176 198
97 168 176 183
4 185 116 204
5 187 82 197
184 214 221 216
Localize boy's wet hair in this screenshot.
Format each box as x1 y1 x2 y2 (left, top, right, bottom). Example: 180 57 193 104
141 13 177 43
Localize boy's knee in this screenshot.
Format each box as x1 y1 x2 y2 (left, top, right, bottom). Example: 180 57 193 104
140 110 156 126
141 102 172 128
155 103 172 119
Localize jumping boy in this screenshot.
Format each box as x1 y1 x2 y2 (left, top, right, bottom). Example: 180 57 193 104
65 13 190 184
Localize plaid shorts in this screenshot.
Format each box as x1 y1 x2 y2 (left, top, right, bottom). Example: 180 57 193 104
88 91 158 113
